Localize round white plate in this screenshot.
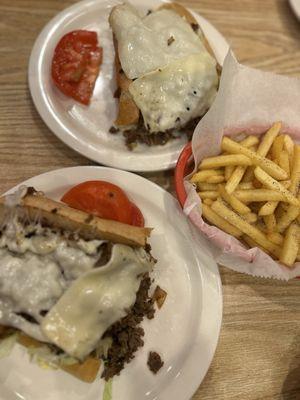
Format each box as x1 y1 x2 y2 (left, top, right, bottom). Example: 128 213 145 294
0 167 222 400
28 0 229 172
289 0 300 19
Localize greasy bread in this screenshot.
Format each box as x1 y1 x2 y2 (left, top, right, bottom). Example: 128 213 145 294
111 1 219 129
18 333 100 383
0 190 151 247
113 37 140 127
0 327 100 383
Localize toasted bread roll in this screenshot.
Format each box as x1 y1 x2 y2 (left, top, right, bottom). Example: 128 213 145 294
0 190 151 247
17 332 100 383
113 36 140 127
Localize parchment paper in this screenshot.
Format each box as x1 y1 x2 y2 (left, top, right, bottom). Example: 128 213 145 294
184 51 300 280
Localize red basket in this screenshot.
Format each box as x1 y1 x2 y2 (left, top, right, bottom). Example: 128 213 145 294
174 141 194 208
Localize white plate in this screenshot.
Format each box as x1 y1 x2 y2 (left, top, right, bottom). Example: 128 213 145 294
289 0 300 19
28 0 229 172
0 166 222 400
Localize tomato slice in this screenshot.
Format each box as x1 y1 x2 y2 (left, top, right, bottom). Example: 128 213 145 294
130 202 145 227
61 181 145 227
51 30 102 105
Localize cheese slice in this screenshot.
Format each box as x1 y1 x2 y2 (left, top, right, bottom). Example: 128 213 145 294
110 4 210 79
41 244 153 360
129 53 218 133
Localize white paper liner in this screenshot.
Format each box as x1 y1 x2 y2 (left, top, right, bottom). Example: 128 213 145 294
184 51 300 280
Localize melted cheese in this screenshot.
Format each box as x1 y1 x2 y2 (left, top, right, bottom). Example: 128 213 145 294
0 219 105 342
110 4 208 79
41 244 153 360
129 53 218 132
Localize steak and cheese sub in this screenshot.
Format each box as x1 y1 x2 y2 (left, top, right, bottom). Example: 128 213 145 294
109 2 219 146
0 187 157 382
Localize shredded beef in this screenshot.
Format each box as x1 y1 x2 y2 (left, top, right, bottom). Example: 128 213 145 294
101 273 155 380
147 351 164 374
110 116 202 150
96 242 113 267
16 312 39 324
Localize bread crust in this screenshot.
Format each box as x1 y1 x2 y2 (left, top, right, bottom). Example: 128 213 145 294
17 331 100 382
0 191 151 247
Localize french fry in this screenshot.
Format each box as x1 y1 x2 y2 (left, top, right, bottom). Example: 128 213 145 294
276 203 300 233
283 134 294 156
280 223 299 267
201 203 242 237
244 213 258 224
225 165 234 181
278 151 290 177
258 180 291 216
211 199 280 255
221 137 288 180
257 122 282 156
267 232 284 246
235 189 287 202
271 135 284 161
289 145 300 195
253 167 299 206
263 214 276 233
218 185 251 214
197 183 218 191
239 135 259 147
225 144 257 193
206 175 225 184
238 182 254 190
243 235 270 255
242 122 281 182
198 191 219 200
191 169 223 183
258 201 278 216
203 198 213 205
199 154 252 170
283 134 294 170
225 165 247 194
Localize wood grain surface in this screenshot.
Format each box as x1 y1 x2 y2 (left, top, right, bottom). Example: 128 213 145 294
0 0 299 399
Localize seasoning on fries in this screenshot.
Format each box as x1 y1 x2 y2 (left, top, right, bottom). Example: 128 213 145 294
191 122 300 268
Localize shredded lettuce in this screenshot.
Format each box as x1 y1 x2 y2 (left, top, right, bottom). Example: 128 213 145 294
0 333 18 359
27 345 77 369
103 379 113 400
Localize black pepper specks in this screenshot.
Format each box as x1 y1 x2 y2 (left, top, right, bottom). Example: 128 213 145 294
186 107 190 111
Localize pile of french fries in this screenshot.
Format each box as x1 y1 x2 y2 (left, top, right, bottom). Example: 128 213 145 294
191 122 300 267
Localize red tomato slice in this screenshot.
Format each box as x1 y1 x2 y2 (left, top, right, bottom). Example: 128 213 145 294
52 30 102 105
130 202 145 227
61 181 145 227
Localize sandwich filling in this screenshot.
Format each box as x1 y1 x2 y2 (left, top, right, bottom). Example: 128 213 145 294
0 207 154 364
110 3 218 133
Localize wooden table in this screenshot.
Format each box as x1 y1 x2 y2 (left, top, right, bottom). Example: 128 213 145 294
0 0 299 399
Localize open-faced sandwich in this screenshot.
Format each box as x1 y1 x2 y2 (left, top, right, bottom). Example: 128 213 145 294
0 182 166 382
109 2 220 148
